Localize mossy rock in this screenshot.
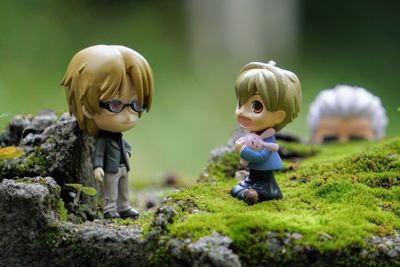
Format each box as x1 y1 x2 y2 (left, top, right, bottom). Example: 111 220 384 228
147 138 400 266
1 136 399 266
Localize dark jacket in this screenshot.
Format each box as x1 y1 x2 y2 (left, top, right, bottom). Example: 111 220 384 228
92 132 131 173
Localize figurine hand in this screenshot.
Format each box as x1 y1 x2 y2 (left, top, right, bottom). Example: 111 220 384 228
235 138 245 153
264 143 279 152
94 167 104 182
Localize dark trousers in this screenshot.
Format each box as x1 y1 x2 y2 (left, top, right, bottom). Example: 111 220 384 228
231 169 283 201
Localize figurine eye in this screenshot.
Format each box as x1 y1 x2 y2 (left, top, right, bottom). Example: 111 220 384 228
109 100 124 112
251 101 263 113
130 100 146 113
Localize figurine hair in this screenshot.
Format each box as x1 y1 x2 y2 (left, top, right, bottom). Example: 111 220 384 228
235 61 301 132
308 84 388 139
61 45 154 136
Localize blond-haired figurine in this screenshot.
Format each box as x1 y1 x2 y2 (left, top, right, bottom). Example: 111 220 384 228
62 45 153 219
308 85 387 144
231 61 301 204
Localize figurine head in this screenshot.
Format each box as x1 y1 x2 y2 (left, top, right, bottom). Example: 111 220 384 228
235 61 301 132
308 85 388 144
61 45 153 136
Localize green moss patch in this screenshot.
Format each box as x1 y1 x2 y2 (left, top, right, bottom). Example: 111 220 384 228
0 149 48 180
154 138 400 255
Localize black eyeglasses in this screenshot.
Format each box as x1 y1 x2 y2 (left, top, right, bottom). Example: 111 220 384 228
99 99 146 113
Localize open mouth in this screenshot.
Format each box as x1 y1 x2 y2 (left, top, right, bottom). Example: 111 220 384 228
237 115 251 127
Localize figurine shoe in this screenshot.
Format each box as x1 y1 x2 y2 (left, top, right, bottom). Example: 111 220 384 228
119 208 139 218
230 177 254 198
104 210 121 219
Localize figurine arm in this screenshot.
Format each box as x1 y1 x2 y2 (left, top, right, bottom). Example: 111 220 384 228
92 137 106 182
122 139 131 157
92 137 106 168
263 142 279 152
240 146 270 163
234 137 246 153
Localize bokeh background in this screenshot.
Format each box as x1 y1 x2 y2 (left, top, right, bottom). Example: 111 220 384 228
0 0 399 185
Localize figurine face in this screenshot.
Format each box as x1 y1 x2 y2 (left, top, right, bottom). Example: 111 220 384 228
313 116 374 144
235 95 286 132
84 79 139 133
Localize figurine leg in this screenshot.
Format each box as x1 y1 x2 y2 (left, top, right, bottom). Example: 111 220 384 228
103 169 121 218
230 176 255 199
249 170 283 201
117 166 139 218
117 166 130 212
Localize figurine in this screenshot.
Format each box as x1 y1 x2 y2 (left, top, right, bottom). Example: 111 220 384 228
231 61 301 204
61 45 153 219
308 85 387 144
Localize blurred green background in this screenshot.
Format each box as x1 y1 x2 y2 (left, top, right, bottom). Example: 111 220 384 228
0 0 399 183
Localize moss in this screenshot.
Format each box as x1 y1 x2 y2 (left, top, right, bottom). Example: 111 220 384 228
149 138 400 260
57 199 68 222
32 228 62 248
200 152 240 183
112 218 137 226
148 246 170 267
18 150 48 174
0 148 48 179
278 141 319 159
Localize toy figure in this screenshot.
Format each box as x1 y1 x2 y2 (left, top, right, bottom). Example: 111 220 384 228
61 45 153 219
308 85 387 144
231 61 301 204
237 129 279 166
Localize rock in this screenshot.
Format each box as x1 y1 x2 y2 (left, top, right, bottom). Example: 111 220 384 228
234 170 248 182
0 110 97 211
185 232 241 267
0 177 147 266
0 114 32 146
0 177 61 265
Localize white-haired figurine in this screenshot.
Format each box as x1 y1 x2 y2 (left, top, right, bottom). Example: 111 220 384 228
308 85 388 144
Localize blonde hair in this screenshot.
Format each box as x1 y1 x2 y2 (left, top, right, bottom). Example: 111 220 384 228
61 45 154 136
235 61 301 132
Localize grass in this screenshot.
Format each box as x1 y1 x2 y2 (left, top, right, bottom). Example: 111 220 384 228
152 138 400 253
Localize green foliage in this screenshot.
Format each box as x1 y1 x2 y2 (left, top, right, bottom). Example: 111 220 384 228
65 183 97 206
152 138 400 256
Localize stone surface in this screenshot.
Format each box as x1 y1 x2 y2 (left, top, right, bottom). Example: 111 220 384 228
0 177 61 266
0 110 94 185
0 177 146 266
0 110 97 211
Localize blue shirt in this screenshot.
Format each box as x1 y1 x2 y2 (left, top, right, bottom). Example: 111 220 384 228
240 135 282 171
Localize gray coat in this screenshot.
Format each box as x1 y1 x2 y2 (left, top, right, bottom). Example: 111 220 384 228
92 136 131 173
